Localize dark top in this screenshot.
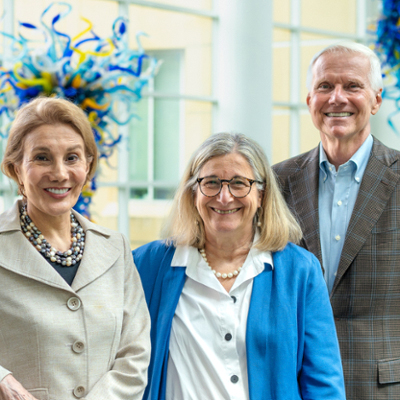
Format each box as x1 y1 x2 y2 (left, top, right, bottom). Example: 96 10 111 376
45 257 80 285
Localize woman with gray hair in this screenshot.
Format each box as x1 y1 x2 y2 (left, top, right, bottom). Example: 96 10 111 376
133 132 345 400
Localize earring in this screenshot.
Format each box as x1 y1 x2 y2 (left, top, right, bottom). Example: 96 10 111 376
19 184 26 197
256 208 262 227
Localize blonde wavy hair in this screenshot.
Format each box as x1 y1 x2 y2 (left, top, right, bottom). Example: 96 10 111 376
162 133 302 252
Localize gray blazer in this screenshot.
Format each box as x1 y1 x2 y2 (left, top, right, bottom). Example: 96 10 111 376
273 137 400 400
0 201 150 400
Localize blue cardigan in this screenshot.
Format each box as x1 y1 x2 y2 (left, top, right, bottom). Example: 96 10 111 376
133 241 345 400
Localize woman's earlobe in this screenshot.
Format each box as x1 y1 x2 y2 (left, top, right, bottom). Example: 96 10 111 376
14 165 22 185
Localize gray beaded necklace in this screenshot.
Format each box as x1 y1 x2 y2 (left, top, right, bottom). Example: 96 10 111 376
20 204 85 267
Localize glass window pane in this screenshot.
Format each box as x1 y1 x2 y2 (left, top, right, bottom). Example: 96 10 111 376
273 30 291 103
272 108 290 164
183 100 212 167
129 98 149 182
300 33 340 101
88 186 118 230
273 0 291 24
154 98 180 181
300 111 320 154
301 0 357 33
129 200 171 249
128 5 212 97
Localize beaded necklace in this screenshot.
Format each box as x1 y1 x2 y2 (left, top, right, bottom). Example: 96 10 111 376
20 204 85 267
199 248 242 279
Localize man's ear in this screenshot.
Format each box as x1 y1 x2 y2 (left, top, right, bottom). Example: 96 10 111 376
371 88 383 115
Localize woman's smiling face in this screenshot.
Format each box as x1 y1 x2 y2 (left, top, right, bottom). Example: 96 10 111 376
15 124 90 224
195 153 262 242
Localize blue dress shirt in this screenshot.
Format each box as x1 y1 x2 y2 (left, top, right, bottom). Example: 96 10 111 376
318 135 373 293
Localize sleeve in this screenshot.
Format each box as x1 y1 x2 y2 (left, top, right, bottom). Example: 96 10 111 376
0 368 11 382
85 234 151 400
299 255 346 400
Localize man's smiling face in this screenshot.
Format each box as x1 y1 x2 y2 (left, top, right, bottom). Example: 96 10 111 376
307 51 382 145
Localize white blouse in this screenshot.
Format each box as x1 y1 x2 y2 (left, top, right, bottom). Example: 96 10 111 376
166 242 273 400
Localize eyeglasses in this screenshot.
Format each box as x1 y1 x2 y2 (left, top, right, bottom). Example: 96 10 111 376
197 176 263 198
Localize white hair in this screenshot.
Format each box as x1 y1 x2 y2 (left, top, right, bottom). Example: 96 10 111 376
306 42 383 92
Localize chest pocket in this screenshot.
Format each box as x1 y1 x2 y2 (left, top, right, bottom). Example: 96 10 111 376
28 388 49 400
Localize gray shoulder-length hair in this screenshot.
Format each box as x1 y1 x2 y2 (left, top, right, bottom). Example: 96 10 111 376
162 132 302 252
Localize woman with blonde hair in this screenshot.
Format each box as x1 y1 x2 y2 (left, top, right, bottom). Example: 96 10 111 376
134 132 345 400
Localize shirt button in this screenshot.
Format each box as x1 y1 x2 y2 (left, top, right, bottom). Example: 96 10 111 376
355 177 360 182
72 340 85 353
73 385 86 398
231 375 239 383
225 333 232 341
67 297 81 311
335 235 341 241
337 200 342 206
231 296 237 303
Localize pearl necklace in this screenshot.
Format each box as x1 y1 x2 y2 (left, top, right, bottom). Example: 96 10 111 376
199 249 242 279
20 204 85 267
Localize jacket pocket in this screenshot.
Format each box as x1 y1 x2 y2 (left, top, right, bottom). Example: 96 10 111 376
378 358 400 384
28 388 49 400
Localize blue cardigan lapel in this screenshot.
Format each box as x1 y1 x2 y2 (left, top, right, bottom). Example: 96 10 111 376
246 262 274 399
147 247 186 400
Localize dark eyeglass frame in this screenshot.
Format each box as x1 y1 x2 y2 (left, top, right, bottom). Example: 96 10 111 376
196 176 264 198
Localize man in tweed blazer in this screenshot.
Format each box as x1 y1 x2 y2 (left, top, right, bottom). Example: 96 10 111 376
273 42 400 399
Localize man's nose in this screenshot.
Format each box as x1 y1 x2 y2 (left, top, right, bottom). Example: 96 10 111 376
329 86 347 105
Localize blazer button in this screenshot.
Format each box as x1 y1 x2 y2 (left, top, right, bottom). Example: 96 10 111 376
72 340 85 353
67 297 81 311
73 385 86 398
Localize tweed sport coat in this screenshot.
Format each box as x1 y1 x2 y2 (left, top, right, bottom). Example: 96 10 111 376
272 137 400 400
0 200 150 400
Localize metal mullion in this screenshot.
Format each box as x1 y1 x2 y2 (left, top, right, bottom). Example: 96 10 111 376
147 79 155 200
274 22 363 41
2 0 16 211
142 91 217 103
178 51 185 177
273 101 308 109
98 181 179 189
356 0 367 37
117 1 131 239
289 0 301 157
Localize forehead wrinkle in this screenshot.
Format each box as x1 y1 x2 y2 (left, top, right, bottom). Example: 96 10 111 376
312 54 370 87
29 143 84 152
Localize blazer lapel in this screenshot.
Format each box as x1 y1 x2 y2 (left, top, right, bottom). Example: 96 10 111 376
71 212 119 292
331 141 400 295
286 148 323 267
0 201 72 291
0 201 120 293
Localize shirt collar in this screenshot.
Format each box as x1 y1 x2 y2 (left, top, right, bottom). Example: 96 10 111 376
319 134 373 181
171 231 274 271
